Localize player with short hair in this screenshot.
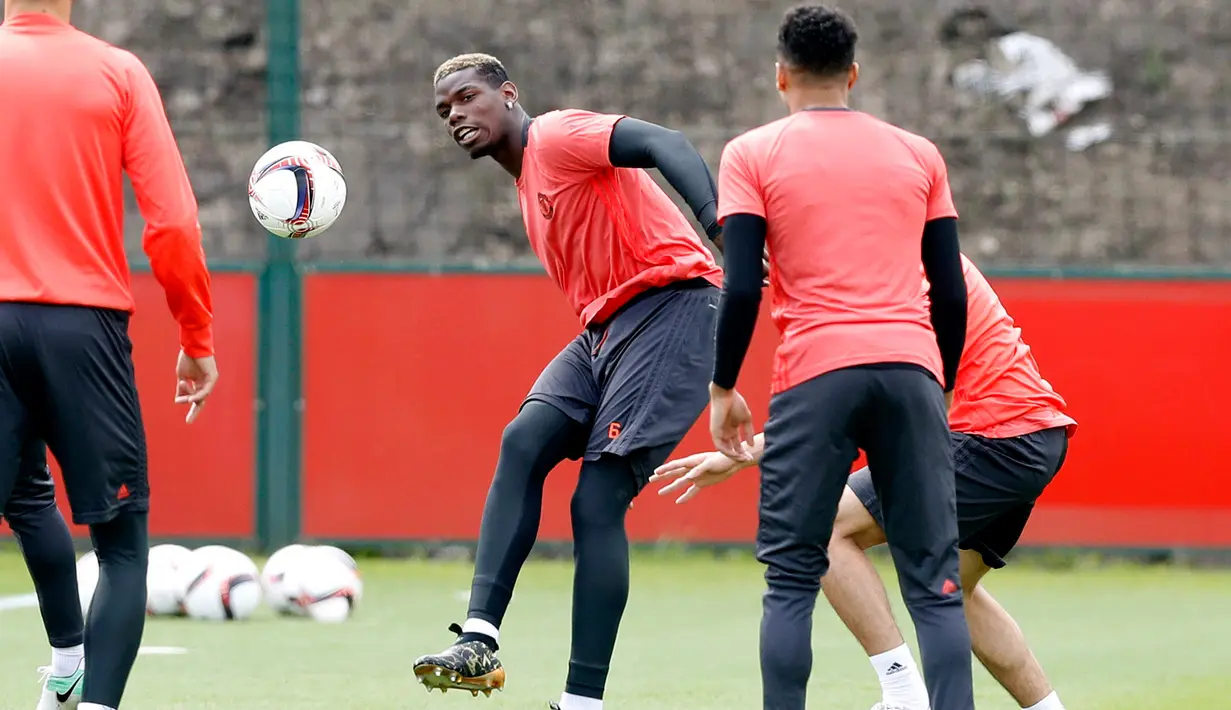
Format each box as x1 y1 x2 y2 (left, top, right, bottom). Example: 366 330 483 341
655 254 1075 710
1 2 217 709
417 53 729 710
707 6 974 709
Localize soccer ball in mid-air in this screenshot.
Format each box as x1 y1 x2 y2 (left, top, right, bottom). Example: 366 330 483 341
248 140 347 239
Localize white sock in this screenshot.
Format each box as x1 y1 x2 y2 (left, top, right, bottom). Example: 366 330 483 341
1025 691 1065 710
79 705 116 710
558 692 602 710
462 618 500 644
869 644 929 709
51 644 84 676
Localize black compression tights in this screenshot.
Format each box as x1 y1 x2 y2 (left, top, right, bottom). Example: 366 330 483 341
7 502 83 649
464 402 645 700
83 512 149 708
467 402 585 626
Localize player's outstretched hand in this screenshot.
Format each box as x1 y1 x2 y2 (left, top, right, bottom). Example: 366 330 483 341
175 351 219 424
708 384 755 462
650 449 751 504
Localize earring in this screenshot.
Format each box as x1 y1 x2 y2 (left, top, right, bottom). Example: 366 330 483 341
506 101 514 110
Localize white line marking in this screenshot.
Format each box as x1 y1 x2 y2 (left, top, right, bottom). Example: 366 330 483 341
139 646 188 656
0 593 38 612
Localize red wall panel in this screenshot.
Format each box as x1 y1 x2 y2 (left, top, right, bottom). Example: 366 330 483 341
0 273 257 540
302 274 1231 547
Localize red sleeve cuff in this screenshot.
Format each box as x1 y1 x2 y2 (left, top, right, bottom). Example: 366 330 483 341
180 323 214 358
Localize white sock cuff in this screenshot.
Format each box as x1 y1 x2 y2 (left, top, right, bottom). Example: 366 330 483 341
869 643 917 677
1025 691 1064 710
51 645 84 676
79 704 117 710
462 617 500 643
559 692 603 710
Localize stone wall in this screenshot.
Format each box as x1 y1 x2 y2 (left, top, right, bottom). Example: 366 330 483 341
72 0 1230 265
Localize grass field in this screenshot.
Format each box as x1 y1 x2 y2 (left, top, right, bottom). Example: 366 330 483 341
0 548 1226 709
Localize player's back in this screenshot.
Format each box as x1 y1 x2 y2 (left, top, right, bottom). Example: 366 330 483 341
949 256 1076 437
723 110 957 392
0 13 146 310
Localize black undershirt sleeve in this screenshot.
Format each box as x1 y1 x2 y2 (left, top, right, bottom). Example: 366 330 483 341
920 217 967 392
607 117 722 244
711 214 767 389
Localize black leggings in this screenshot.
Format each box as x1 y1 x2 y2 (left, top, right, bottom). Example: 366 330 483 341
466 401 651 700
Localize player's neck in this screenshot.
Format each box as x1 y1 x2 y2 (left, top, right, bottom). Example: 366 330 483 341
784 88 850 114
5 0 71 22
494 110 531 180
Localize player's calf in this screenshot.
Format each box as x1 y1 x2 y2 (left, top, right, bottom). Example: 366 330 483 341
413 623 506 696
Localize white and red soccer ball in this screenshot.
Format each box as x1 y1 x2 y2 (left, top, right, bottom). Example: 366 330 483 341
248 140 347 239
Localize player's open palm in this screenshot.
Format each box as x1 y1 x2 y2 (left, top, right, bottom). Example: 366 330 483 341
650 449 750 504
709 385 755 462
175 351 219 423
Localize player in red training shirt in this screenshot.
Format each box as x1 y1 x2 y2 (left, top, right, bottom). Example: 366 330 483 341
707 6 974 710
0 2 216 709
417 53 727 710
654 254 1076 710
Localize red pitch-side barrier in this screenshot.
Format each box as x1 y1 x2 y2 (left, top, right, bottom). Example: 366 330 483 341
300 274 1231 548
4 272 1229 549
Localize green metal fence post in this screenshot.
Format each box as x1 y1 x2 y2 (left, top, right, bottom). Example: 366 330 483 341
256 0 303 553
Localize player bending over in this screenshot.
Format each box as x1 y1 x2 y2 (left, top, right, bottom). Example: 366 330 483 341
417 53 728 710
655 254 1075 710
707 6 975 709
1 2 218 708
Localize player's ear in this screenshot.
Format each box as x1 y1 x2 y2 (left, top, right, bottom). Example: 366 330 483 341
774 62 788 93
500 81 518 107
847 63 860 90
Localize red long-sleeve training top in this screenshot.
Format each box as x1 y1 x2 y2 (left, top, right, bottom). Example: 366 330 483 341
0 12 214 357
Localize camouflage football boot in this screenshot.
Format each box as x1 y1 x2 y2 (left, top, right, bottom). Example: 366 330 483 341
413 623 506 696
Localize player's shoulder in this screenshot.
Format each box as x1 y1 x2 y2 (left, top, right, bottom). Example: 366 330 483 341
722 116 793 162
534 108 623 133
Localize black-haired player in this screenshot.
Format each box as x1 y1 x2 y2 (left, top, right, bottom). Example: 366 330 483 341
417 53 731 710
708 6 974 709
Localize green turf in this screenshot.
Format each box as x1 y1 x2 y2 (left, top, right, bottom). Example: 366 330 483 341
0 549 1225 709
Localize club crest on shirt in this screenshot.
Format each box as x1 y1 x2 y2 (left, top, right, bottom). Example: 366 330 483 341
537 193 554 220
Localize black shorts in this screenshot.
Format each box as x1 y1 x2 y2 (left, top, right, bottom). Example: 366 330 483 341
849 426 1069 568
0 302 149 525
524 278 719 488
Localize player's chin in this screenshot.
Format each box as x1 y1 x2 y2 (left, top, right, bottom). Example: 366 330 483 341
464 141 495 160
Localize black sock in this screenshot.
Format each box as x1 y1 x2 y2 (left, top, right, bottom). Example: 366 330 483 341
82 512 149 708
7 502 84 648
466 402 585 633
564 455 639 700
458 632 498 651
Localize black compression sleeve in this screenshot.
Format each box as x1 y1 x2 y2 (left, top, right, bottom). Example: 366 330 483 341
711 214 767 389
920 217 967 392
607 117 721 242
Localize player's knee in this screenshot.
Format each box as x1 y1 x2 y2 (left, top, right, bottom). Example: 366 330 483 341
570 461 634 534
90 511 150 566
831 486 885 550
499 414 545 462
